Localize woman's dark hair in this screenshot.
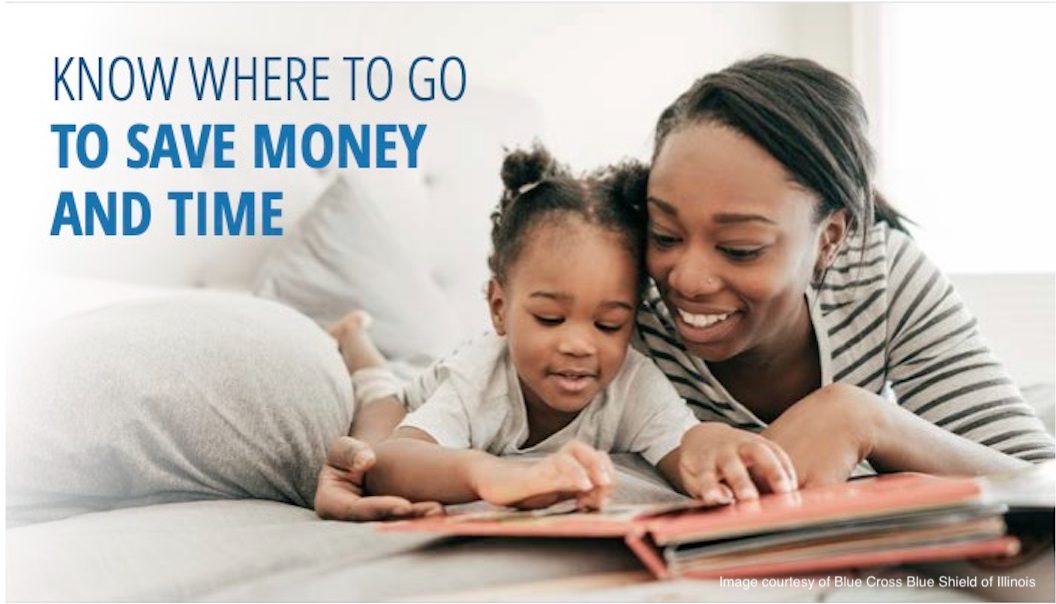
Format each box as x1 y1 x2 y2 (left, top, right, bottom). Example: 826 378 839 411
654 54 907 235
489 143 650 293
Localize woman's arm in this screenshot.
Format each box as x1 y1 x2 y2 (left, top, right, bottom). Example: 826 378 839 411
865 388 1031 476
882 231 1054 465
368 431 616 509
769 230 1053 486
762 383 1030 487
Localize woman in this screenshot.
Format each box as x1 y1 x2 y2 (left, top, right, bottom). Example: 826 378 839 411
315 55 1054 521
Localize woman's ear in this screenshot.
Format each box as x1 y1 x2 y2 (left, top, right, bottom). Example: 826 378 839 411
815 209 848 274
487 278 507 335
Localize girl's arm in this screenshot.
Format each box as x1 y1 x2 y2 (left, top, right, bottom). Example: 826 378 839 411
367 427 500 504
368 430 616 509
315 316 455 521
349 395 407 445
618 354 796 505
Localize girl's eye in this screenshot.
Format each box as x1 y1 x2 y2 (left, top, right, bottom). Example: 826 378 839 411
534 316 563 326
649 231 681 248
719 246 764 261
595 323 625 333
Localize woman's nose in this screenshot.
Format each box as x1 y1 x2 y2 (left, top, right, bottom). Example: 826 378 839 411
668 259 723 298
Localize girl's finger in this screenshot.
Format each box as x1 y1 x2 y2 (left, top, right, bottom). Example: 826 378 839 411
550 452 594 492
685 467 733 505
717 452 758 501
563 441 612 487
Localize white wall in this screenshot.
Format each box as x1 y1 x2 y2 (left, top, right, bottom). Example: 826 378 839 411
3 2 1050 380
11 2 1048 286
5 3 834 167
7 2 843 287
874 3 1055 273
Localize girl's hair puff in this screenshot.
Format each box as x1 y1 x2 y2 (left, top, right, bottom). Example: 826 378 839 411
488 143 650 294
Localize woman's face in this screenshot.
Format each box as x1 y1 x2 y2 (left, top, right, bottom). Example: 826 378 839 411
646 121 837 364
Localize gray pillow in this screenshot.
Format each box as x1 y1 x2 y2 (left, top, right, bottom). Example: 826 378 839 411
6 292 353 527
252 172 462 366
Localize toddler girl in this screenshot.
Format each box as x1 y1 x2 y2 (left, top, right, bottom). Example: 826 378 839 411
331 145 796 511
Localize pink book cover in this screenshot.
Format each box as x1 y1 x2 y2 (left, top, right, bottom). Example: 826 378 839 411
377 471 1032 579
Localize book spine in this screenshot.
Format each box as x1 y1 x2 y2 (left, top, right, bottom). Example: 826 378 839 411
624 528 670 580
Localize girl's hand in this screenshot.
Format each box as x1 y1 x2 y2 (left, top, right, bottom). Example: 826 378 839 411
761 383 882 487
471 440 616 511
315 436 444 521
678 423 798 505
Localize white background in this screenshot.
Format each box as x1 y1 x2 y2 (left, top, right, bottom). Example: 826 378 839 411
2 2 1054 283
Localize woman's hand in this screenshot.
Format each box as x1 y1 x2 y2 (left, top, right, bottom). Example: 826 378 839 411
315 436 444 521
761 383 882 487
677 422 798 505
470 440 616 511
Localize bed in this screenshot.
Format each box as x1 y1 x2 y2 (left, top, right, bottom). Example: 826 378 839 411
6 89 1054 602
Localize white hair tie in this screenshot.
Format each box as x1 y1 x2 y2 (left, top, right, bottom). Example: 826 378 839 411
517 181 541 195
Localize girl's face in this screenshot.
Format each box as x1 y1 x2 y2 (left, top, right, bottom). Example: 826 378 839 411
646 121 843 364
488 217 639 417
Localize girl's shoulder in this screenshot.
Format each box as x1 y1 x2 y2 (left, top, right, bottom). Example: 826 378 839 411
609 344 676 395
439 330 508 372
413 330 509 392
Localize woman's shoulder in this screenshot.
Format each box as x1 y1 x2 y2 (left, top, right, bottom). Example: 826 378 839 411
827 221 891 277
818 221 929 304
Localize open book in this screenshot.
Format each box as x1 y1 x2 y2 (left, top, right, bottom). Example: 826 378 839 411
377 462 1054 579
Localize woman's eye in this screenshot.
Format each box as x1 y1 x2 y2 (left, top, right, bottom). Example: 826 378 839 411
719 246 764 261
534 316 563 326
595 323 625 333
649 231 681 248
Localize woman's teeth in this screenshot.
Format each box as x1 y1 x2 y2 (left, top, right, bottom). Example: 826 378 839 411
677 308 731 328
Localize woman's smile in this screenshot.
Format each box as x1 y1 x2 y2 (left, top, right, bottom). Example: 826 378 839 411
672 305 742 346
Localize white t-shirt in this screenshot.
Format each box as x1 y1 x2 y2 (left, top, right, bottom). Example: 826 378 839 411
399 332 699 465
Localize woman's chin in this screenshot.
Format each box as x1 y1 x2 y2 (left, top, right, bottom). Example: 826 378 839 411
682 341 739 364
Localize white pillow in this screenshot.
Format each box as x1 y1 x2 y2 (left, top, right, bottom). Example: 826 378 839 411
6 292 353 526
252 172 462 366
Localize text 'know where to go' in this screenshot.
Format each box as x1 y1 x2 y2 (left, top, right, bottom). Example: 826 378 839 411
54 55 468 102
52 122 428 170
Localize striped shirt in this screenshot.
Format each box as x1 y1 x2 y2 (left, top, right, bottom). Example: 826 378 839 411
634 221 1055 463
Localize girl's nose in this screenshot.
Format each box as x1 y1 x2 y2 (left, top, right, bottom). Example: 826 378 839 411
557 325 597 357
